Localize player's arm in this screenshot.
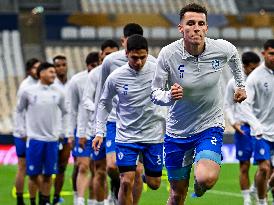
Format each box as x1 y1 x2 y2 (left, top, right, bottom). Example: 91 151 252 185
92 75 117 151
241 78 263 137
151 49 183 106
58 90 69 139
224 80 244 135
15 89 29 138
226 43 246 103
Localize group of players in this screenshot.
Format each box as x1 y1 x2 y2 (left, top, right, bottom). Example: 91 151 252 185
12 3 274 205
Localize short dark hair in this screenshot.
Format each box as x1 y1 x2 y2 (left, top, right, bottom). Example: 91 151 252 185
123 23 143 38
179 3 208 21
101 39 119 51
127 34 148 52
37 62 55 78
242 52 260 65
263 39 274 50
26 58 40 72
53 55 66 63
85 52 100 65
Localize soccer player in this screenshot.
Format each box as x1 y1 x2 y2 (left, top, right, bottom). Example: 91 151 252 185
16 62 67 205
52 55 71 205
151 3 246 204
91 23 157 204
13 58 40 205
93 34 164 205
242 39 274 205
78 40 119 205
224 51 260 205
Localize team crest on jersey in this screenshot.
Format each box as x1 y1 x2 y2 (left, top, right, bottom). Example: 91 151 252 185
118 152 124 160
177 65 185 78
212 59 220 70
123 84 129 95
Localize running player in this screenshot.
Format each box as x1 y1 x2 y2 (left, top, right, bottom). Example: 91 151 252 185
243 39 274 205
91 23 156 204
13 58 40 205
69 51 100 205
224 51 260 205
16 62 67 205
151 3 246 204
52 55 71 205
77 40 119 205
93 34 164 205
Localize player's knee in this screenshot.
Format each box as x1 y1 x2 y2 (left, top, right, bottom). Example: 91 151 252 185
196 172 218 189
147 178 161 190
120 176 134 193
96 169 107 182
258 162 270 176
79 163 89 174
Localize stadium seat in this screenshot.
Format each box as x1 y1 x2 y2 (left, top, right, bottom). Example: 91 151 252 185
239 27 256 40
257 27 273 40
79 27 96 39
222 27 238 39
168 27 181 39
207 27 220 39
151 27 168 39
61 27 79 39
97 26 114 39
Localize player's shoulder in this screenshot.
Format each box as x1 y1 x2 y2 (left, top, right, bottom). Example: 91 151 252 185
71 70 86 81
206 37 236 52
103 50 125 63
159 39 182 57
147 54 157 63
246 63 265 83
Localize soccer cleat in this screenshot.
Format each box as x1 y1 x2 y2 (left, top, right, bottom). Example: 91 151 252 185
243 199 251 205
249 184 258 203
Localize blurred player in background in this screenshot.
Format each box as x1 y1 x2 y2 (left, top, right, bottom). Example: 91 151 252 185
78 40 119 205
13 58 40 205
224 51 260 205
69 51 100 205
93 34 164 205
243 39 274 205
90 22 157 205
16 62 67 205
151 3 246 204
52 55 70 205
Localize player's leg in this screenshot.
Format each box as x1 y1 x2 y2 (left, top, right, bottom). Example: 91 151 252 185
14 137 27 205
91 138 107 204
106 122 120 200
26 139 44 205
53 139 71 205
72 157 79 205
193 127 224 197
42 141 58 204
253 138 271 204
234 123 254 204
75 137 92 205
142 143 163 190
133 162 143 205
164 135 194 205
88 160 95 205
116 142 140 205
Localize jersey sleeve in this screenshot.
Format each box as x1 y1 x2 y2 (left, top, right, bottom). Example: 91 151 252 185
95 75 117 137
223 79 237 125
67 80 79 137
58 90 69 138
151 48 173 106
15 89 29 137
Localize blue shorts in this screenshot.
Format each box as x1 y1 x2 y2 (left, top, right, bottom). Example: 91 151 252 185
234 124 254 162
116 142 163 177
73 137 92 158
106 121 116 154
164 127 224 181
254 138 274 165
91 137 106 161
26 139 58 176
14 137 26 158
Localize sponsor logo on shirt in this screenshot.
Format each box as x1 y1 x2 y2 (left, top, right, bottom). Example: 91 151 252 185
178 65 185 78
123 84 129 95
211 59 220 70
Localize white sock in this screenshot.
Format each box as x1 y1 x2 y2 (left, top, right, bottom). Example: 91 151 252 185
73 192 78 205
258 198 267 205
77 197 85 205
250 183 257 192
87 199 96 205
241 189 251 202
104 199 109 205
94 201 104 205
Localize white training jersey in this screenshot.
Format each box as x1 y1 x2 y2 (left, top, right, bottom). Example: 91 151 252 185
242 63 274 141
54 77 69 138
151 37 245 138
80 65 101 137
96 61 165 143
13 76 38 138
95 49 157 123
16 82 68 142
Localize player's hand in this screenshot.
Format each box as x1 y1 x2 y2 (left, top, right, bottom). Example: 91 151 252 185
92 136 103 152
78 137 87 149
232 122 244 135
68 136 74 149
234 87 247 103
171 83 183 100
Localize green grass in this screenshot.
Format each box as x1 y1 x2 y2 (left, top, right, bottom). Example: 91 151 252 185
0 164 258 205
